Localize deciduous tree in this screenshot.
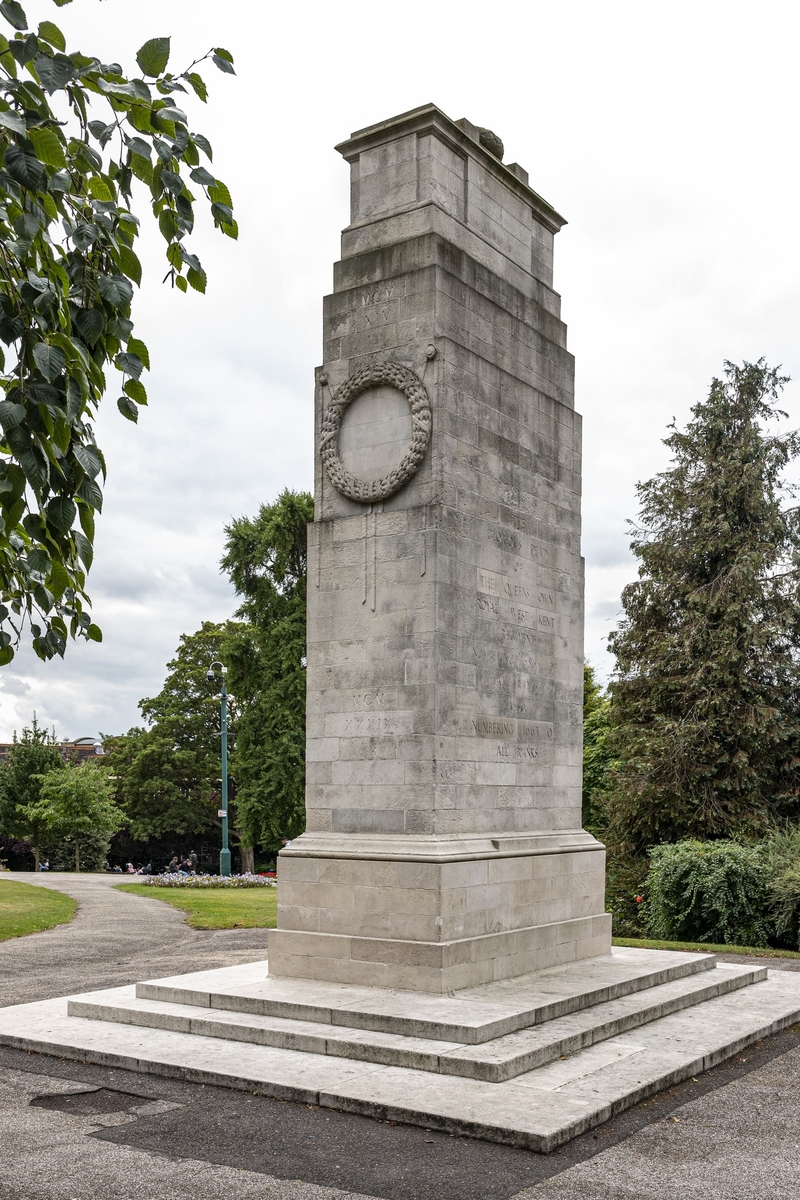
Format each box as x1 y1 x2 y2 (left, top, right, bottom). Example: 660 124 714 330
222 490 312 852
0 0 235 662
24 758 122 870
103 620 242 843
0 711 60 866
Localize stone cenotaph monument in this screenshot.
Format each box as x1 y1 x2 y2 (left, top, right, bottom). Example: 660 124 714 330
269 103 612 991
2 106 796 1155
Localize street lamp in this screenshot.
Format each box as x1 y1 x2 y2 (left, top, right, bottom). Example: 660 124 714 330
207 661 231 877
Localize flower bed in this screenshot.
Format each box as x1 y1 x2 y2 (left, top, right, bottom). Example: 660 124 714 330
140 872 276 888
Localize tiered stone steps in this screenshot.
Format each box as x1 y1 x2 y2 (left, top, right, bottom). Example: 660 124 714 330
68 953 764 1082
1 947 799 1151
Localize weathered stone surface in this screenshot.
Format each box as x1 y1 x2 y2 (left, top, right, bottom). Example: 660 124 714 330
272 103 608 989
2 952 800 1154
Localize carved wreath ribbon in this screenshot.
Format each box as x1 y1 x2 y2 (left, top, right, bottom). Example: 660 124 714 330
320 361 432 503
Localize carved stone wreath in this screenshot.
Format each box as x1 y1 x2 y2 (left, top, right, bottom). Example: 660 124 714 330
320 362 432 503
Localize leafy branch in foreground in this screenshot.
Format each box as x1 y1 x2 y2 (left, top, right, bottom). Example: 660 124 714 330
0 0 236 664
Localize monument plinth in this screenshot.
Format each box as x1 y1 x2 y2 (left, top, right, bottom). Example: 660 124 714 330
268 104 612 991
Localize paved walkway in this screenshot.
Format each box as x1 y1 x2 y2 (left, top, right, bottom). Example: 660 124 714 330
0 872 268 1006
0 872 799 1199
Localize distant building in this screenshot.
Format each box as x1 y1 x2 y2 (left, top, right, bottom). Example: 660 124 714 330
0 736 105 764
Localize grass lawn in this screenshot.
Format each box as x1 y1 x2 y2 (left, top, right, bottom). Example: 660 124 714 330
614 936 800 959
0 878 77 941
116 883 278 930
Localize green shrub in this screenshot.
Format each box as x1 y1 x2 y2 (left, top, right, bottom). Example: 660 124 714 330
645 840 772 947
763 827 800 949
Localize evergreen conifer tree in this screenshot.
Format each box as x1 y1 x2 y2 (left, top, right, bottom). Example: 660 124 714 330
608 360 800 853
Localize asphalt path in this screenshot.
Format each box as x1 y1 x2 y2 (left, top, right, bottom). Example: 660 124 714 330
0 872 798 1200
0 871 269 1005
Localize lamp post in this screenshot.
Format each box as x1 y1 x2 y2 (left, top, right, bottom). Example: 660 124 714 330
207 661 231 877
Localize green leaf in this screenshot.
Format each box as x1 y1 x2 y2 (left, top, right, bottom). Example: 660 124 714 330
97 274 133 306
73 444 102 479
114 351 143 379
136 36 170 77
189 165 215 187
126 135 151 158
212 48 235 75
86 622 102 642
45 494 75 532
33 342 65 383
74 307 104 347
72 221 98 251
19 447 48 491
157 105 187 125
28 125 67 168
208 180 232 207
187 265 206 293
122 378 146 405
127 337 150 370
210 201 233 224
0 646 14 666
37 19 64 50
192 132 212 161
0 400 26 431
51 0 73 7
77 501 94 541
118 244 142 286
0 1 27 30
185 71 207 102
0 108 25 133
175 274 187 293
87 175 112 202
73 528 93 568
129 151 153 186
27 545 50 574
158 208 180 241
5 144 46 189
117 395 138 422
49 559 70 598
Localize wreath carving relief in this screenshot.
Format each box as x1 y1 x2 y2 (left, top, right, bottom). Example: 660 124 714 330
320 361 432 503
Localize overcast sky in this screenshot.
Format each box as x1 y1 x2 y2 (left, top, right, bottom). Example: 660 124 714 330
1 0 798 741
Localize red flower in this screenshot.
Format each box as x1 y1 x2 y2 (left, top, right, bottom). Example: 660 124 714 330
635 895 643 903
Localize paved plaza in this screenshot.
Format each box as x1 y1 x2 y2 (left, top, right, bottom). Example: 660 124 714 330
0 872 799 1200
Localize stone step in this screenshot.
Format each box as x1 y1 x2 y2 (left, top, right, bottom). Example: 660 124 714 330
2 964 800 1152
67 962 764 1082
134 947 718 1044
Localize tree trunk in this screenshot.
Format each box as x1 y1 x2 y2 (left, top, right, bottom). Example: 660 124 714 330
33 842 39 872
75 839 80 873
240 845 255 874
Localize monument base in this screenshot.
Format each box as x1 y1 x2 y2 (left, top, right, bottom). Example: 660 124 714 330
269 831 611 992
1 949 799 1152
